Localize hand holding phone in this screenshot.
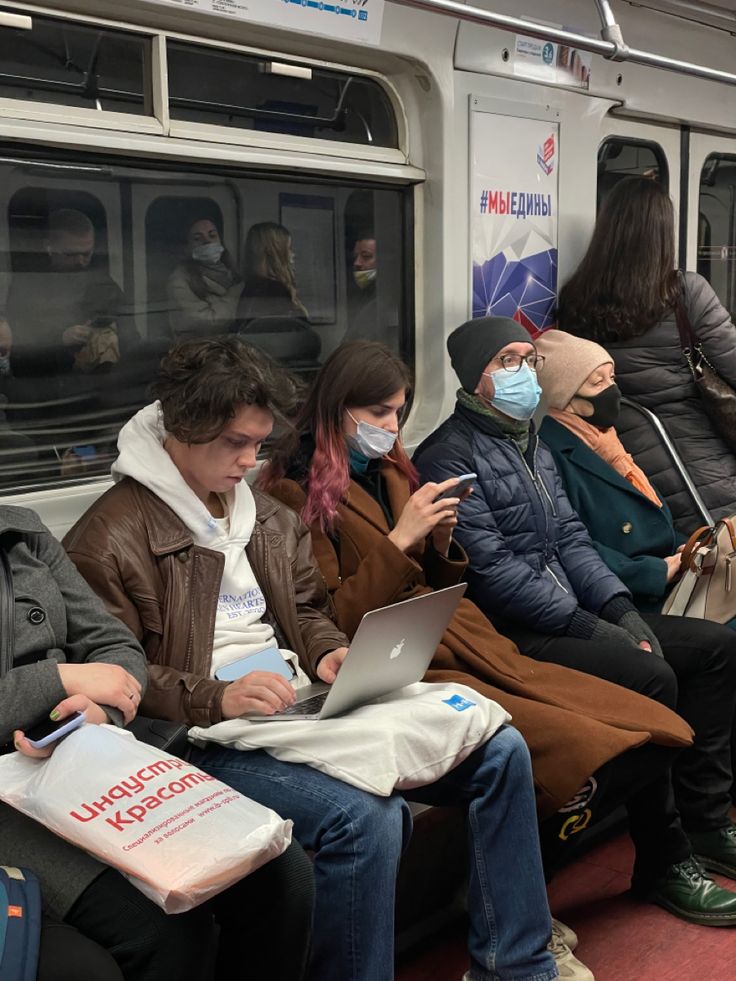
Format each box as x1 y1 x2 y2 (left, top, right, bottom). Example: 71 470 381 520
434 473 477 502
23 711 85 749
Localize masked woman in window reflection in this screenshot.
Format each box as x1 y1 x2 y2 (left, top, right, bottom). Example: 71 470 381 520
236 221 308 326
167 217 243 338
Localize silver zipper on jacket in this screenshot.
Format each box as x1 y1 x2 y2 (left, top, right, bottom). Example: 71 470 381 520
513 441 568 593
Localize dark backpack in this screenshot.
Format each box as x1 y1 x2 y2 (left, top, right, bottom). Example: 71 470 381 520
0 866 42 981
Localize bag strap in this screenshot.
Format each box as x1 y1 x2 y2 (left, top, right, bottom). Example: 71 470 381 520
680 524 711 571
0 537 15 679
665 566 700 617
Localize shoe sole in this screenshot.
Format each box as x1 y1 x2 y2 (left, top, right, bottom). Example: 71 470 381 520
651 893 736 927
693 854 736 881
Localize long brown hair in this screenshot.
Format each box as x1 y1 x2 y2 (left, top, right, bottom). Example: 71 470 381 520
264 341 418 529
557 177 680 342
244 222 307 316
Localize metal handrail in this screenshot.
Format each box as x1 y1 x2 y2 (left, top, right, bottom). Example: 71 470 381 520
620 397 713 528
385 0 736 88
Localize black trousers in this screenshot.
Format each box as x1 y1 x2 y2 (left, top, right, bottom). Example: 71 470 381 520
64 840 314 981
38 920 124 981
502 614 736 864
539 741 688 885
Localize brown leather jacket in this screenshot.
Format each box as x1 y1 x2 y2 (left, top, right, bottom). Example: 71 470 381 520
63 477 348 727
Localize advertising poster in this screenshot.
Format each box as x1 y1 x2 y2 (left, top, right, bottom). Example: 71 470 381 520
148 0 384 46
470 109 559 335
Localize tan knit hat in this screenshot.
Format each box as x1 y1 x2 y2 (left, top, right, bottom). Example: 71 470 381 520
535 330 613 410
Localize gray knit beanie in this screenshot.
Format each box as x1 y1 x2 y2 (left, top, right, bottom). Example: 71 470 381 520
447 316 533 393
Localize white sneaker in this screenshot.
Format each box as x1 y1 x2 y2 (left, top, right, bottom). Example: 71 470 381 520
462 919 587 981
548 921 595 981
551 917 578 951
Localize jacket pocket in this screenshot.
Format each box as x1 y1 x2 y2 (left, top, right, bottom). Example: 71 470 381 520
132 595 164 636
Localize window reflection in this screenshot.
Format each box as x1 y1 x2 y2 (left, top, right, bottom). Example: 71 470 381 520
597 138 668 212
698 154 736 322
0 154 410 491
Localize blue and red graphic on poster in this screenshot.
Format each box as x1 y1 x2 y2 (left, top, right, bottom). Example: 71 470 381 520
471 112 559 338
472 246 557 336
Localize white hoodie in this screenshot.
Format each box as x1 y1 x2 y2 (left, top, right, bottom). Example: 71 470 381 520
113 402 279 679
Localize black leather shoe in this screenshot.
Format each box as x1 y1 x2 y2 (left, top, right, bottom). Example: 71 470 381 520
690 825 736 880
637 857 736 926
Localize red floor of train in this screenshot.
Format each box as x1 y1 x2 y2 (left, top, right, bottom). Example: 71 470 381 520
395 831 736 981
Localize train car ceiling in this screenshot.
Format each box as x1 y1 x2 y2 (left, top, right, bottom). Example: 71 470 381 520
390 0 736 87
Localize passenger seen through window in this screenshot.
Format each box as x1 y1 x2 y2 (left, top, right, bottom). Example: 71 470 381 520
0 153 409 491
167 217 243 338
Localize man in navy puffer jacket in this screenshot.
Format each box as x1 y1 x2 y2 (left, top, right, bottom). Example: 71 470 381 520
414 316 736 927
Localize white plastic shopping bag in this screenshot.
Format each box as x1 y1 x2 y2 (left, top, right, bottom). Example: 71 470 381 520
190 682 511 796
0 725 292 913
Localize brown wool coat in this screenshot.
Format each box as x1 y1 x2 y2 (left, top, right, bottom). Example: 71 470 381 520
269 461 693 817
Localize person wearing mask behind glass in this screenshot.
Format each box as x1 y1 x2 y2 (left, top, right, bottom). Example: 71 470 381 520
167 217 243 338
343 231 380 343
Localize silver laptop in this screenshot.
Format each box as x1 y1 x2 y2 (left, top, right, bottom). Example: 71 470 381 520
249 583 467 722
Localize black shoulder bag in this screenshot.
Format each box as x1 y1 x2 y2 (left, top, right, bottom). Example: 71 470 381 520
674 288 736 453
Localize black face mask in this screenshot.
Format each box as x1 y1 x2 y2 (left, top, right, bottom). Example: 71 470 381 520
580 383 621 429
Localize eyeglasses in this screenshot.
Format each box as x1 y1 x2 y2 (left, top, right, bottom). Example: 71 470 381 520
496 353 545 373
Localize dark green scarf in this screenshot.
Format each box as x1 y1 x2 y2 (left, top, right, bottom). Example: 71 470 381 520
456 388 530 452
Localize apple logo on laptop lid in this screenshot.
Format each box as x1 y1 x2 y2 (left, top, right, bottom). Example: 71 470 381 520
389 638 405 660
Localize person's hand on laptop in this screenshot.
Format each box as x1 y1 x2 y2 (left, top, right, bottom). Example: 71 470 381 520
316 647 349 684
221 671 297 718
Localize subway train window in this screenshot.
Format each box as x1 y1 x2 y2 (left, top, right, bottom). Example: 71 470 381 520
597 138 668 211
0 10 151 114
0 153 410 493
167 41 399 148
698 153 736 319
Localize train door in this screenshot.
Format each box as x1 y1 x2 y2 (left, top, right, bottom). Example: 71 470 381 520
596 116 681 220
688 131 736 322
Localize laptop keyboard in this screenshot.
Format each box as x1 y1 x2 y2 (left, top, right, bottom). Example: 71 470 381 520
279 691 329 716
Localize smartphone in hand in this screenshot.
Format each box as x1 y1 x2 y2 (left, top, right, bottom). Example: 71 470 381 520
434 472 477 502
24 711 85 749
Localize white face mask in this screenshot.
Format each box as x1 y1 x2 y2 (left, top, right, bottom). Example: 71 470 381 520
346 409 397 459
192 242 224 265
353 268 377 290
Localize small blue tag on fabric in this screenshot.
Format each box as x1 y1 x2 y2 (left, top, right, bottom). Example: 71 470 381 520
442 694 476 712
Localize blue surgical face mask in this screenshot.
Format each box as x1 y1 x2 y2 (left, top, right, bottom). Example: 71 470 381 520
346 410 398 460
483 363 542 421
192 242 224 265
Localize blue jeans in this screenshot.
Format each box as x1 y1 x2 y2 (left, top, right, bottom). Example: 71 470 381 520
191 725 555 981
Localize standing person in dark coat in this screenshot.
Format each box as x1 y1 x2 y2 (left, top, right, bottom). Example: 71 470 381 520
557 176 736 533
413 315 736 926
